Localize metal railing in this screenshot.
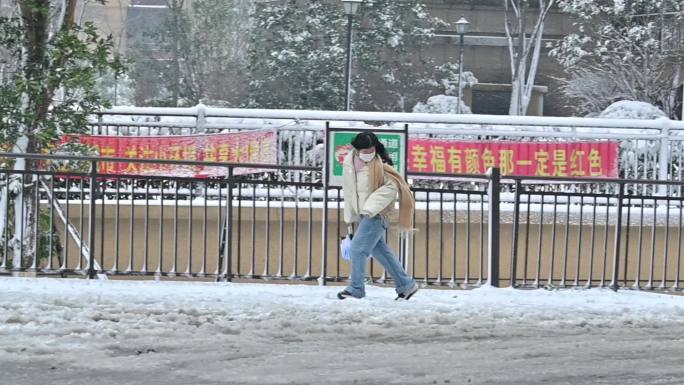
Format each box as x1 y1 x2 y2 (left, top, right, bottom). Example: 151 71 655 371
89 106 684 196
506 175 684 290
1 152 683 291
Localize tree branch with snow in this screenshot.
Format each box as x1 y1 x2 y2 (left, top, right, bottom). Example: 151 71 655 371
550 0 684 118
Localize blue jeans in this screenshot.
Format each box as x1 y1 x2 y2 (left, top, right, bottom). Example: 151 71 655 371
345 215 416 298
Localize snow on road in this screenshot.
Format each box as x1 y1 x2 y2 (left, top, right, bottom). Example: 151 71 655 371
1 277 684 385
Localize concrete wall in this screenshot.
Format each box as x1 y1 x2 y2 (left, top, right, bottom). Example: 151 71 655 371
83 0 131 53
425 4 575 116
50 204 684 287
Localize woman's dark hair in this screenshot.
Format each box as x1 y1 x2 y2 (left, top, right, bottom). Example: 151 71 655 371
351 132 393 166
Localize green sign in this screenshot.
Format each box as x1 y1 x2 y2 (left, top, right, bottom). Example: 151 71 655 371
329 131 405 187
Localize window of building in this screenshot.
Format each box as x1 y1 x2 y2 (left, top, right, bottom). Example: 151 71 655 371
131 0 168 6
127 1 169 50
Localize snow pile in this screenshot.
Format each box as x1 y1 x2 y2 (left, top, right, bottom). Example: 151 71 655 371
598 100 667 120
1 277 684 384
413 94 472 115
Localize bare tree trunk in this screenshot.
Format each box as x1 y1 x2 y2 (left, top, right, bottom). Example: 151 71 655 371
167 0 185 106
506 0 526 115
669 63 683 119
11 137 38 270
521 17 546 113
0 179 6 257
680 65 684 120
509 74 520 115
9 0 99 270
514 1 526 115
505 0 554 116
77 0 88 26
16 177 38 269
12 0 51 270
65 0 78 26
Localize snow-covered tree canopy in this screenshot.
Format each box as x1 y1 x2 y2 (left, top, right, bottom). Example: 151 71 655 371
129 0 252 107
247 0 465 112
550 0 684 117
247 1 344 110
0 0 124 152
0 0 125 269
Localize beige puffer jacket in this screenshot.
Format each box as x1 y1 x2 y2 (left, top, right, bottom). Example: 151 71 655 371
343 151 399 224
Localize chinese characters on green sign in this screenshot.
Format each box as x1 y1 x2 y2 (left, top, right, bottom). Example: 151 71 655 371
328 131 406 187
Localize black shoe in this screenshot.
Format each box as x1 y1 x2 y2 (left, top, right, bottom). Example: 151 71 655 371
337 290 354 300
395 283 419 301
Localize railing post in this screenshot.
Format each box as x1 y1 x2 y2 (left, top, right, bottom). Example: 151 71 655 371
196 103 207 134
224 166 234 281
87 160 97 279
609 182 625 291
96 113 103 135
319 122 330 286
657 117 670 196
487 167 500 287
510 179 521 288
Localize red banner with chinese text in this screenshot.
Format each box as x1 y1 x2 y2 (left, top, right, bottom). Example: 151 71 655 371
74 129 277 177
408 140 619 178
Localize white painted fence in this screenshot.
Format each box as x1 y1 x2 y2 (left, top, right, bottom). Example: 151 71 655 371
90 105 684 194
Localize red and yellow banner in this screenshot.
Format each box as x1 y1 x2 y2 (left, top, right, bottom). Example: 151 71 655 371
75 129 277 177
408 140 619 177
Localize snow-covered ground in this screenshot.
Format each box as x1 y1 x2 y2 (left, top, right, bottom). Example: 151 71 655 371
1 278 684 385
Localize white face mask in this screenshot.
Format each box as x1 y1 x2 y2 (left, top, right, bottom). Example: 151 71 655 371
358 151 376 163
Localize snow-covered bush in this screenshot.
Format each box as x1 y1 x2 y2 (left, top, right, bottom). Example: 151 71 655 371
412 95 472 114
596 100 668 190
598 101 667 120
426 65 478 97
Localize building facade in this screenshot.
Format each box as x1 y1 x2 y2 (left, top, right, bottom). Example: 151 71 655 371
424 1 575 116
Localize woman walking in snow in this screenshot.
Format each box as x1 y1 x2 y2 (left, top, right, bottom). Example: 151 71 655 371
337 132 419 300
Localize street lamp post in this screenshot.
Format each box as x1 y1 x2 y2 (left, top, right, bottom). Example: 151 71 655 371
455 16 471 114
342 0 362 111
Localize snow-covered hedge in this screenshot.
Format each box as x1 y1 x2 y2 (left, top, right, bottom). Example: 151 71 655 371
598 101 667 120
412 95 472 115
